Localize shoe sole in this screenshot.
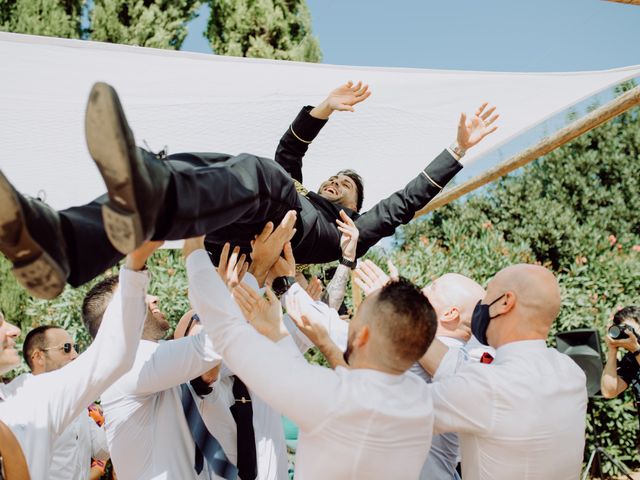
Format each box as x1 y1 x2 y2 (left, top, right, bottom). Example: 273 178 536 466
85 82 144 255
0 171 66 299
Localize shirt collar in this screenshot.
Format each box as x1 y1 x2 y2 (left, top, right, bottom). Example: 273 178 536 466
438 336 465 348
494 339 547 362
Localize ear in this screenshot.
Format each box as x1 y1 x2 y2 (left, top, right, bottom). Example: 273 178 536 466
353 324 370 348
439 307 461 330
31 350 45 369
495 291 516 315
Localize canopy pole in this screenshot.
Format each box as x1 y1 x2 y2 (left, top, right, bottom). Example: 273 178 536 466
604 0 640 5
414 85 640 218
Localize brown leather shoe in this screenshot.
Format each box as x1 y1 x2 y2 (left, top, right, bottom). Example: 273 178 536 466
85 82 169 255
0 171 69 299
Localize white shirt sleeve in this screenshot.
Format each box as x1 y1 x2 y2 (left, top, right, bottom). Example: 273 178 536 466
88 415 110 462
34 266 149 436
431 366 496 436
123 333 222 395
282 283 349 353
187 249 341 432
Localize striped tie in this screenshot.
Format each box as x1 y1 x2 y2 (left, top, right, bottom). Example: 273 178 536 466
180 383 238 479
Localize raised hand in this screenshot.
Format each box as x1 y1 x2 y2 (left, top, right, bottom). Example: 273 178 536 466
126 240 164 271
305 276 324 302
285 293 331 348
457 103 499 150
249 211 297 286
232 284 287 342
311 81 372 119
354 259 393 296
336 210 359 262
217 242 248 290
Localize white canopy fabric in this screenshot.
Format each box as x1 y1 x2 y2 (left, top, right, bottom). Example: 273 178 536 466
1 32 639 213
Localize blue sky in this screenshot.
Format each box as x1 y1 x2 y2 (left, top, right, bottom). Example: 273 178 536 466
182 0 640 72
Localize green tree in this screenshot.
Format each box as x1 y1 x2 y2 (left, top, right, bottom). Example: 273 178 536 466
0 0 82 38
89 0 200 49
206 0 321 62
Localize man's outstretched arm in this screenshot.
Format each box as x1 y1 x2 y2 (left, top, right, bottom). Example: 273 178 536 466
355 103 499 256
274 81 371 182
186 245 340 433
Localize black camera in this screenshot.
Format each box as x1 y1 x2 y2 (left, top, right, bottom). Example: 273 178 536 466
608 323 638 340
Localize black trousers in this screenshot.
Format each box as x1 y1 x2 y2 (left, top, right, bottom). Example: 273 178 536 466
59 152 302 287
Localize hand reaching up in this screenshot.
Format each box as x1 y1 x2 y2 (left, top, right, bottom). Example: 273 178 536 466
354 259 399 296
233 284 288 342
457 103 499 151
337 210 359 262
249 211 297 286
310 81 372 119
126 240 164 271
217 242 248 290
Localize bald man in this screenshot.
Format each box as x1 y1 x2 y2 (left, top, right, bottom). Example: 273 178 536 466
423 264 587 480
412 273 485 480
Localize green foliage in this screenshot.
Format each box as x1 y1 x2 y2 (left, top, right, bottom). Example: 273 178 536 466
206 0 321 62
396 102 640 475
0 0 82 38
89 0 200 49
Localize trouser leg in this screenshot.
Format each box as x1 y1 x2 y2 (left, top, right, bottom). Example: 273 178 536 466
156 153 302 242
59 196 124 287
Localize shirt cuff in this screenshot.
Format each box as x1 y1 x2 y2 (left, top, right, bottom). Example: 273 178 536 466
289 106 328 143
119 267 150 296
422 149 464 191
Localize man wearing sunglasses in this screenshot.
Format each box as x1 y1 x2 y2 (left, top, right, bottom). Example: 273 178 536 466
5 326 110 480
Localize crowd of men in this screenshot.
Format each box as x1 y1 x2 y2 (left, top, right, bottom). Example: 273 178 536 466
0 79 626 479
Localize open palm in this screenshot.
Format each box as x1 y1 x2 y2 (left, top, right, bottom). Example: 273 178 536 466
457 103 499 150
327 81 371 112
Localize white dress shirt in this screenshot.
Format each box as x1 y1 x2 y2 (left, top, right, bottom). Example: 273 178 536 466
432 339 588 480
4 372 110 480
187 249 435 480
101 332 221 480
197 364 289 480
49 411 110 480
410 337 468 480
0 267 148 480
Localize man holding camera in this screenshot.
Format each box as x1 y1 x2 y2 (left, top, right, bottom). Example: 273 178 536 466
601 306 640 401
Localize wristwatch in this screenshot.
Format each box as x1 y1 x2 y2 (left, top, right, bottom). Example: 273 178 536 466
272 276 296 297
339 257 357 270
449 140 466 159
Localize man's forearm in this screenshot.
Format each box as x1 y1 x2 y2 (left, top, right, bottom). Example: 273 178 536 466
317 337 348 369
321 264 351 310
601 350 623 398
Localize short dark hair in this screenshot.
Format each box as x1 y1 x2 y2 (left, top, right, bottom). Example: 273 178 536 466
614 306 640 326
337 169 364 212
82 276 120 339
23 325 60 370
374 277 437 365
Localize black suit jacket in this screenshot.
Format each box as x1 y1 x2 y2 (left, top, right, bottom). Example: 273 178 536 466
274 106 464 264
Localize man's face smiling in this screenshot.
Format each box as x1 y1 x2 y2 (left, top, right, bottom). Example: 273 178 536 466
318 174 358 211
0 311 21 375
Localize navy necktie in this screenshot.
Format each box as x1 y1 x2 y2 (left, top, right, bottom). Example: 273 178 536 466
180 383 238 479
230 376 258 480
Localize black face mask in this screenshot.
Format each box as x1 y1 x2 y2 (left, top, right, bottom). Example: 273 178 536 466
471 294 506 346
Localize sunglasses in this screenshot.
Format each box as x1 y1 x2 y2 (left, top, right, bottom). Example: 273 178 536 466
42 342 77 354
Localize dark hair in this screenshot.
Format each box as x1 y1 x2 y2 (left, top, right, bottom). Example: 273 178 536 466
82 276 120 339
374 277 437 365
23 325 60 370
613 306 640 326
337 169 364 212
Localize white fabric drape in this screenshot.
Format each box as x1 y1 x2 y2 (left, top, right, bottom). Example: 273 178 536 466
1 32 639 211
